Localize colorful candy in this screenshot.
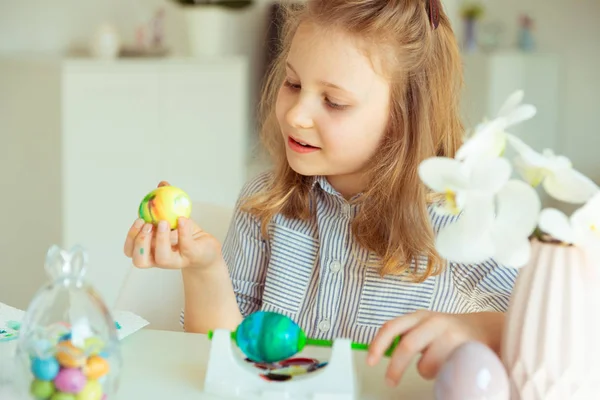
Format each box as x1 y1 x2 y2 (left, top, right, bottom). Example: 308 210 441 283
31 356 60 381
138 186 192 229
54 368 87 393
56 341 85 368
30 379 56 399
51 393 76 400
84 356 110 380
26 333 110 400
76 380 103 400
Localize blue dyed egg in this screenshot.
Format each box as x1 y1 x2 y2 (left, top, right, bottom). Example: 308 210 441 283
31 356 60 381
235 311 306 363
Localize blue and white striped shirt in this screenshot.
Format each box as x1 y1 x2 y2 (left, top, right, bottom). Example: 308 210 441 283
183 171 518 344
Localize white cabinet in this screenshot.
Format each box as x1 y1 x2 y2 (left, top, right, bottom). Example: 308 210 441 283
0 56 250 309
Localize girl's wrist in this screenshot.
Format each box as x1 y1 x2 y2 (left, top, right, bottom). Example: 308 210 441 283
184 256 228 278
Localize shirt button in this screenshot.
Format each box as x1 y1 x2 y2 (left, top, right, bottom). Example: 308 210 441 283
318 319 331 333
329 260 342 273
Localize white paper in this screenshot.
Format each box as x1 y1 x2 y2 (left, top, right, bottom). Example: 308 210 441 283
0 302 149 342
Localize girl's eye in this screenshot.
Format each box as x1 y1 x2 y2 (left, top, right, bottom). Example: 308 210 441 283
325 98 349 111
283 79 301 91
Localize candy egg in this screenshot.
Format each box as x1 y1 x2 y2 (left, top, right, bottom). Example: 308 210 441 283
56 341 85 368
31 356 60 381
235 311 306 363
138 186 192 230
84 355 110 380
54 368 87 394
51 393 76 400
83 337 104 356
435 341 509 400
30 379 56 399
76 380 103 400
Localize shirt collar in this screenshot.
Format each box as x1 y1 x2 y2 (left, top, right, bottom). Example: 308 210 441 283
311 176 363 202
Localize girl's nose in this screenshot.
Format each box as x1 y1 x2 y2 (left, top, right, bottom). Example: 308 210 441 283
285 98 314 130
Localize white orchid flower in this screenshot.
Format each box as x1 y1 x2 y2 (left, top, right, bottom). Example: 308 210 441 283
539 193 600 247
436 180 541 268
456 90 537 161
418 156 512 215
507 134 600 204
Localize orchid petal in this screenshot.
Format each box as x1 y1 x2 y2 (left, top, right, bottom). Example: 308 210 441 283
506 134 552 168
496 90 524 118
504 104 537 127
468 157 512 194
543 168 600 204
456 118 507 161
488 181 540 268
513 156 547 187
432 190 469 215
494 180 541 238
435 194 496 263
491 236 532 268
570 193 600 246
539 208 575 244
418 157 469 194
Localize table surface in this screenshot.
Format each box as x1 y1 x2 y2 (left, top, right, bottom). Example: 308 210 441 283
116 329 435 400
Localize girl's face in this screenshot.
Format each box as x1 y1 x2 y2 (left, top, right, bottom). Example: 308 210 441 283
275 22 391 198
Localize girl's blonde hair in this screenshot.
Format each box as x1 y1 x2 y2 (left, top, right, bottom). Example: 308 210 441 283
244 0 463 282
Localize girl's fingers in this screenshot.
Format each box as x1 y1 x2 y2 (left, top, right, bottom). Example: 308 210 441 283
177 218 195 262
154 220 179 268
415 333 456 380
385 316 448 386
132 223 154 268
367 313 423 366
124 219 145 257
170 229 179 246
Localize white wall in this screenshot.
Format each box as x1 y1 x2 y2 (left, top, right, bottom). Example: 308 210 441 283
472 0 600 182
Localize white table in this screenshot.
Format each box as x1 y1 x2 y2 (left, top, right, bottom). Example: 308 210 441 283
116 329 435 400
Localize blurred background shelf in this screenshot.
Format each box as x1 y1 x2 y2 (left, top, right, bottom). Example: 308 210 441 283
0 56 261 308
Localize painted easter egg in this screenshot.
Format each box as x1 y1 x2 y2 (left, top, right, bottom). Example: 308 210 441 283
435 341 509 400
138 186 192 230
84 356 110 380
30 379 56 399
235 311 306 363
31 356 60 381
54 368 87 394
76 380 103 400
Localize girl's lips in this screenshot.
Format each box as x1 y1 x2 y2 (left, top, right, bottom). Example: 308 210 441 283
287 136 321 154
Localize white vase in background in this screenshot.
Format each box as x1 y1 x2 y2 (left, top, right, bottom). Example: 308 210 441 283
183 6 230 57
502 240 600 399
90 23 121 59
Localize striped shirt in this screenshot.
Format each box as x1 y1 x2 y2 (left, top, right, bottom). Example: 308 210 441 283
182 171 518 344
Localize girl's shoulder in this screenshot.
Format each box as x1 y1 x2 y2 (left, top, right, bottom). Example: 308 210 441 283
239 169 274 199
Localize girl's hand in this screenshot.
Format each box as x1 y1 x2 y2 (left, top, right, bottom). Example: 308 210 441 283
367 310 505 387
123 181 222 270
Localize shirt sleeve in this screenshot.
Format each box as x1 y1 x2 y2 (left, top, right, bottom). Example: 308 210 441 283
451 259 518 313
221 173 271 317
427 206 518 314
180 172 272 329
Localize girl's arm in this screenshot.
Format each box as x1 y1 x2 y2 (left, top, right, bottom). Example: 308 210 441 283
181 173 271 332
181 260 243 333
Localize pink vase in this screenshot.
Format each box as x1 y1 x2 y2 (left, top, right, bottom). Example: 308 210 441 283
501 240 600 399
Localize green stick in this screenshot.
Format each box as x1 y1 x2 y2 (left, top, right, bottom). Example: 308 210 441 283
208 331 401 358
